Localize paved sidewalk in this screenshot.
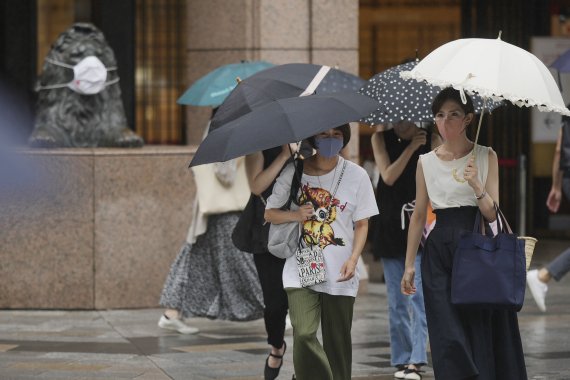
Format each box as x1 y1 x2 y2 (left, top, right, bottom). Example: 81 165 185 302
0 239 569 379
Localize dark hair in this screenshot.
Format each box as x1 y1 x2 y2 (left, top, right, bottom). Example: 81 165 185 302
307 123 351 149
431 87 475 116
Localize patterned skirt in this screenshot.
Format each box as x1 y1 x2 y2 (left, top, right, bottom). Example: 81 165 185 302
159 212 265 321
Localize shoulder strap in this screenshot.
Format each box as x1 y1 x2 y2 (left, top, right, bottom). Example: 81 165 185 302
282 158 304 210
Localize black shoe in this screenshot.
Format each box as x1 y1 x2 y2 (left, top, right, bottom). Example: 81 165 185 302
264 341 286 380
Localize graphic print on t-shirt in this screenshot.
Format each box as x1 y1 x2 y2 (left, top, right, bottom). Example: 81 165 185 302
299 184 345 249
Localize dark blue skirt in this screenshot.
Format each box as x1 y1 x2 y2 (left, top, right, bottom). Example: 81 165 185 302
422 207 527 380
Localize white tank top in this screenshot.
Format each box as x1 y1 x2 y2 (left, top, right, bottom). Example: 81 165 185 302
420 144 490 209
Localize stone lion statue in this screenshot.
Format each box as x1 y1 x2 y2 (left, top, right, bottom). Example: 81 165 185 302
30 23 144 148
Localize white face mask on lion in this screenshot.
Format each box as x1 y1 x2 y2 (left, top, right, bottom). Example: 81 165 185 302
37 56 119 95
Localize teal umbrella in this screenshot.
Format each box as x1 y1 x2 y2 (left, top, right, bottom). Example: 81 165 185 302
177 61 274 106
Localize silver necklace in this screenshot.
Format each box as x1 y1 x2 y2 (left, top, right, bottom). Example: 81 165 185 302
316 159 340 196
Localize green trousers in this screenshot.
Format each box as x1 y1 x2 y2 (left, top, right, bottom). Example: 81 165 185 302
286 287 355 380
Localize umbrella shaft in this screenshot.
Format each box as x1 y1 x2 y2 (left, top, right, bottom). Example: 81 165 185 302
473 97 487 151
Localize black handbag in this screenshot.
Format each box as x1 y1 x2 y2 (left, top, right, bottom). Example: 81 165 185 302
451 203 527 311
231 193 269 254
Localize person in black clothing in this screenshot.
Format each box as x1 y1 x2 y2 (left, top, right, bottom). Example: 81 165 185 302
243 145 293 380
371 121 441 379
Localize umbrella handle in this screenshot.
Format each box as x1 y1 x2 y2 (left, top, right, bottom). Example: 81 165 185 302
472 97 487 158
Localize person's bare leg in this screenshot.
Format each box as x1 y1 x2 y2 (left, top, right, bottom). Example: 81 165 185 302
164 309 180 319
538 268 552 283
267 342 285 368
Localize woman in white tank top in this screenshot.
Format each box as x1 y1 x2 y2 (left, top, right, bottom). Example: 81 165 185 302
400 88 527 380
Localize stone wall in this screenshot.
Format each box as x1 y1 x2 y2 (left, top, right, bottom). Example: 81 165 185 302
0 147 195 309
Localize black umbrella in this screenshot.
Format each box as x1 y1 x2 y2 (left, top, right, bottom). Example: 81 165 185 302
190 91 378 166
359 60 503 125
210 63 365 130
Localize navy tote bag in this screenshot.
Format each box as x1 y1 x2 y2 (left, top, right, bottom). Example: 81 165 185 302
451 204 526 311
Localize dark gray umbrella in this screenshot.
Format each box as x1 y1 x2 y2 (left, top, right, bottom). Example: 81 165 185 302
190 91 378 166
550 48 570 90
359 60 503 125
210 63 365 130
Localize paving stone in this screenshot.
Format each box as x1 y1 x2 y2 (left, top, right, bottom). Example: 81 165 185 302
0 240 569 379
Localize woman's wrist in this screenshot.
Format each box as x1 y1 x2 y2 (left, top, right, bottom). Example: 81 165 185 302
278 148 293 161
403 143 417 156
472 182 483 197
475 189 487 200
348 255 359 265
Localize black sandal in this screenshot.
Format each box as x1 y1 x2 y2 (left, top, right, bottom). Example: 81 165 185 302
264 341 286 380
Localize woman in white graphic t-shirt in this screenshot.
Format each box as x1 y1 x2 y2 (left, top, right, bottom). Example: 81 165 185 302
265 124 378 380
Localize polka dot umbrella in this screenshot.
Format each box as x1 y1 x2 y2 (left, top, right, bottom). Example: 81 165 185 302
359 60 502 126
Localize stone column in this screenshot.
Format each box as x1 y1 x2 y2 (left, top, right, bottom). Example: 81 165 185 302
184 0 360 160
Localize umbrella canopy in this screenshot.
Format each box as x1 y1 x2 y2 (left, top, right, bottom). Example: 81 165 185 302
360 60 503 125
210 63 366 130
401 35 570 116
190 91 378 166
177 61 273 107
549 49 570 92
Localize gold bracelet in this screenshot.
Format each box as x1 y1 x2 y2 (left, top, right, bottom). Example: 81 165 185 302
475 190 487 200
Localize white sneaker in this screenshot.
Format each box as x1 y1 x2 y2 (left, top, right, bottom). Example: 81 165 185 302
403 369 422 380
527 269 548 312
158 315 199 334
394 367 407 379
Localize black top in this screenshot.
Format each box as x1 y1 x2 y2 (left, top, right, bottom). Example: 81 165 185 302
372 128 432 259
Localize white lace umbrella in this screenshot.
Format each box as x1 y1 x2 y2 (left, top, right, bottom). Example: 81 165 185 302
401 33 570 144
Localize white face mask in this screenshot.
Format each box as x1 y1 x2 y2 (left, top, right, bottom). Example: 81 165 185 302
37 56 119 95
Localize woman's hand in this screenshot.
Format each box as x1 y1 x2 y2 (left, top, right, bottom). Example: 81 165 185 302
463 157 483 193
295 204 314 222
337 257 357 282
547 187 562 213
408 129 427 152
279 143 298 159
401 267 416 295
